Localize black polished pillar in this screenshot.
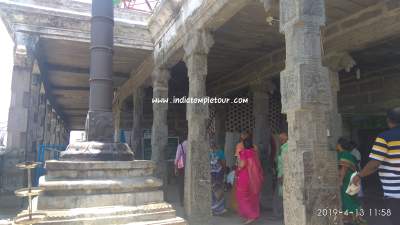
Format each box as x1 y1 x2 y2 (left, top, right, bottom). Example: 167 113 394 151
86 0 114 142
60 0 133 161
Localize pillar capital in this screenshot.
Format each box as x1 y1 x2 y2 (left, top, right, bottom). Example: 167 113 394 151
151 67 170 90
183 29 214 60
250 78 275 95
13 32 38 68
279 0 326 33
183 29 213 105
323 51 356 72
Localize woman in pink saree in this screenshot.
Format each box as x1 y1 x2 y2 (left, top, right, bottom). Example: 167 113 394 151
236 138 264 224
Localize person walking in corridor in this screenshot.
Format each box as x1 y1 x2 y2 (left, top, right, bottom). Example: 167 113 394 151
272 131 288 220
210 142 227 215
337 137 362 224
352 107 400 225
236 138 264 224
174 136 187 206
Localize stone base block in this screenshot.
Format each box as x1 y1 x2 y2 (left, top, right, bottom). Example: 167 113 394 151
60 142 134 161
37 190 164 210
45 160 155 180
35 160 186 224
32 203 185 225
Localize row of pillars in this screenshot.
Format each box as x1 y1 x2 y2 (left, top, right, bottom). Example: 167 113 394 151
144 0 355 224
1 32 69 193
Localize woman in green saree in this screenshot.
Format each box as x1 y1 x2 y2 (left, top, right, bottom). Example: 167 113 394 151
336 138 365 225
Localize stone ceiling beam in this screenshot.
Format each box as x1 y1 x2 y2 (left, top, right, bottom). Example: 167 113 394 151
0 0 153 51
208 1 400 96
52 86 90 91
114 56 154 107
114 0 253 106
153 0 253 67
46 63 129 79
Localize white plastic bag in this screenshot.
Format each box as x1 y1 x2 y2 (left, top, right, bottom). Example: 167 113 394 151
346 172 361 196
227 170 235 185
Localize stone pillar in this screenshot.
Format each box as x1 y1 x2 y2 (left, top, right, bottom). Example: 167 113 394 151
26 63 41 161
151 67 170 183
3 32 36 192
59 0 133 161
324 52 356 149
85 0 114 143
251 79 273 209
50 111 57 145
279 1 341 225
38 92 46 146
251 80 272 163
43 103 52 145
132 87 144 159
183 29 214 225
55 119 62 145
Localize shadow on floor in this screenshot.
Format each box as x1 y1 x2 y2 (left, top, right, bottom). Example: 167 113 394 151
165 183 284 225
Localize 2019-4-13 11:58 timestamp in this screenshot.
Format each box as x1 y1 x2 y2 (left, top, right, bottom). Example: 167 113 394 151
316 208 392 217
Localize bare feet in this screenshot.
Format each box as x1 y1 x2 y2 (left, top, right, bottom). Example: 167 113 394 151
213 209 228 216
243 219 256 225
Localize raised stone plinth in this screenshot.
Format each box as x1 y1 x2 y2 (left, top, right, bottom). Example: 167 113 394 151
60 142 134 161
35 160 186 225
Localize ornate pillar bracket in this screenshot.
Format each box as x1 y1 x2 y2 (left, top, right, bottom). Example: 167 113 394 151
250 78 275 95
323 51 356 149
279 1 342 225
182 29 214 225
323 52 356 73
183 29 214 120
13 32 39 69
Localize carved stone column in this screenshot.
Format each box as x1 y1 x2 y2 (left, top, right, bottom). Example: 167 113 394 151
251 79 273 163
279 0 342 225
151 67 170 183
3 32 36 192
132 86 145 159
324 52 356 149
251 79 274 209
50 111 57 145
183 29 214 225
43 103 52 145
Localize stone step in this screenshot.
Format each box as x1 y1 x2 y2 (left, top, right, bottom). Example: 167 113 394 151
39 176 162 195
45 160 155 180
35 203 186 225
124 218 187 225
37 190 164 210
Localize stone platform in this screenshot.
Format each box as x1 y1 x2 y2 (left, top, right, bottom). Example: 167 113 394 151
34 160 186 225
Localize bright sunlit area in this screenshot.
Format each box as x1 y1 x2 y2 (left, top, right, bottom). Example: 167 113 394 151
73 0 161 12
69 130 86 143
0 20 14 147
